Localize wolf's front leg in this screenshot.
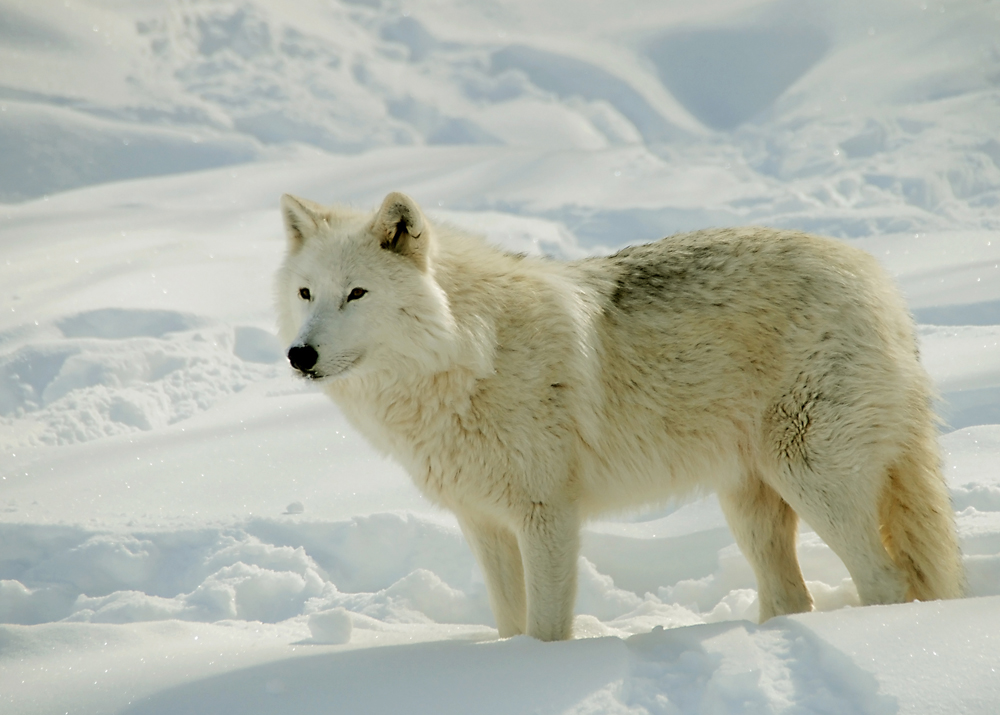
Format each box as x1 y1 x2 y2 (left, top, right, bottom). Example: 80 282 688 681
457 512 526 637
517 501 580 641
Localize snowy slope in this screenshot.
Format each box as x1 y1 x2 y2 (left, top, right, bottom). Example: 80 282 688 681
2 0 1000 713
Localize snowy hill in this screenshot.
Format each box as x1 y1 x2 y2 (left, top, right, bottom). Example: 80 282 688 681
2 0 1000 713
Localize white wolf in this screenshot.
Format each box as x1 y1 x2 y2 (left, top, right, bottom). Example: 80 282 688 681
275 191 964 641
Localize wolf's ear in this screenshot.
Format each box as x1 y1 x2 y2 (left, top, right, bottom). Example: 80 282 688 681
280 194 326 251
372 192 429 269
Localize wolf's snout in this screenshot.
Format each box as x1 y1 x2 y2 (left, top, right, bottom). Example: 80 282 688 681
288 345 318 372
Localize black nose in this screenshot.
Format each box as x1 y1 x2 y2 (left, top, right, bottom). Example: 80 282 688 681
288 345 318 372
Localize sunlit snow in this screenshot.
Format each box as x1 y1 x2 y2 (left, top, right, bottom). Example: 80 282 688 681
2 0 1000 713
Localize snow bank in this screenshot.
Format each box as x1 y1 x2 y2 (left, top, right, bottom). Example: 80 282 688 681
4 434 999 632
0 313 278 447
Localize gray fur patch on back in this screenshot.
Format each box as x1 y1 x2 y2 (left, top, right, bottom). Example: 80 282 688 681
605 238 738 314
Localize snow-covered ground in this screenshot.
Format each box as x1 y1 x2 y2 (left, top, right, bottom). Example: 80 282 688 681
2 0 1000 712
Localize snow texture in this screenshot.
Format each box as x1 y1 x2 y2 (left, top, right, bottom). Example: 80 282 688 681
1 0 999 713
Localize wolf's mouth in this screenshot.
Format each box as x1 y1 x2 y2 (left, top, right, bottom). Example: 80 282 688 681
297 352 363 381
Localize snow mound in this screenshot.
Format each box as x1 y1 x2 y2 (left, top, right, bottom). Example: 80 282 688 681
0 313 279 447
0 101 260 202
646 22 829 131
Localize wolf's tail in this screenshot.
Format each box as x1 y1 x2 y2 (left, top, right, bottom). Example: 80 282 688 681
879 418 965 601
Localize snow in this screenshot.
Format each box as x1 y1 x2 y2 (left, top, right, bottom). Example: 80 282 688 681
1 0 999 712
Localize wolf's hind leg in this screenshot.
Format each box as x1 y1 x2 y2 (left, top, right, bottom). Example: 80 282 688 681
457 513 526 637
772 462 909 608
718 473 813 621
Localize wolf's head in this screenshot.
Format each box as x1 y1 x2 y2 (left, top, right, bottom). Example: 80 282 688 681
274 192 458 383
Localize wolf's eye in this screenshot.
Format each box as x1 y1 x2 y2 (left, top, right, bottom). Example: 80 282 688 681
298 287 311 300
347 287 367 302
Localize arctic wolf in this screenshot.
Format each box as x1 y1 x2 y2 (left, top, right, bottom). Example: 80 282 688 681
275 191 964 641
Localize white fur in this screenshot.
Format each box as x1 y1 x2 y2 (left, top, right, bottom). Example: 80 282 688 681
275 192 965 641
